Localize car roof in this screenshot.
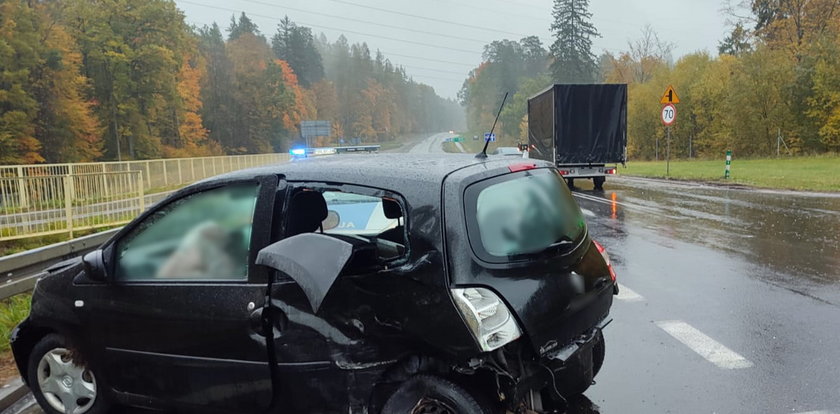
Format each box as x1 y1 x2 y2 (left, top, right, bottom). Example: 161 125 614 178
199 153 552 190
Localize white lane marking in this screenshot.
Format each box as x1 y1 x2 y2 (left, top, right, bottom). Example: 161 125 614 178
797 411 837 414
615 284 644 302
580 208 596 217
655 320 754 369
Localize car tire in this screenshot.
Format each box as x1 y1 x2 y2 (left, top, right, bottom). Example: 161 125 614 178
381 374 496 414
27 334 111 414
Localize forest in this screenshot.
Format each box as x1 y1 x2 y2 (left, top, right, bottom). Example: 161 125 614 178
459 0 840 159
0 0 463 164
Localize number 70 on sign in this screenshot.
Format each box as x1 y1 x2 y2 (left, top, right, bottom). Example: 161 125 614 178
661 103 676 126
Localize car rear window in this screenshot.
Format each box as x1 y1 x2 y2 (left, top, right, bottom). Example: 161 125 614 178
464 168 586 263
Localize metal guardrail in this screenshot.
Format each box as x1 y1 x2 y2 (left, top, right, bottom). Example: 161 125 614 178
0 229 119 300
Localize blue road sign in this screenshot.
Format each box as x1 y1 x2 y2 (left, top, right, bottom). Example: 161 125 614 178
484 133 496 142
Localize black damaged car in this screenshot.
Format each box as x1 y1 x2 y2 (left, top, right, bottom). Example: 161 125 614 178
10 154 617 414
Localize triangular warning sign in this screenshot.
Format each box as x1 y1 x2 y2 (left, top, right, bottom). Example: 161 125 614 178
659 85 680 104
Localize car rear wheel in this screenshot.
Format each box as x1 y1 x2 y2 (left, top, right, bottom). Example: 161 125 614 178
381 374 496 414
27 334 110 414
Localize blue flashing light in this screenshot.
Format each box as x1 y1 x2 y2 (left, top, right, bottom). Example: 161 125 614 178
290 148 306 156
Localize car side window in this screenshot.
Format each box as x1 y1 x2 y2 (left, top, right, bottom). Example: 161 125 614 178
283 187 407 267
115 182 259 282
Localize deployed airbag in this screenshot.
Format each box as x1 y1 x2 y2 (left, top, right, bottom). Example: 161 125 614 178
256 233 353 313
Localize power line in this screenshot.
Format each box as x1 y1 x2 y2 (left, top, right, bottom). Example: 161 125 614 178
318 0 532 37
238 0 493 45
179 0 482 55
372 51 478 68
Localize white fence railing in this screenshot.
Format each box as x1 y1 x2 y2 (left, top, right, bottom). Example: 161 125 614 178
0 153 288 241
0 153 289 201
0 171 143 240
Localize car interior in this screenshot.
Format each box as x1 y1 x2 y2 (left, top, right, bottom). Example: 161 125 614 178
284 189 407 275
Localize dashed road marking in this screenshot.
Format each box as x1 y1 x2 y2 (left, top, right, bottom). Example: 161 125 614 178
655 320 754 369
616 283 644 302
797 411 837 414
580 208 596 217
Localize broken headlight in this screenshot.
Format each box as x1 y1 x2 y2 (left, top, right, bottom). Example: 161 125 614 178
451 287 522 351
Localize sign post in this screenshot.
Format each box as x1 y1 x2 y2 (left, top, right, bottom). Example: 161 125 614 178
725 150 732 179
661 103 677 176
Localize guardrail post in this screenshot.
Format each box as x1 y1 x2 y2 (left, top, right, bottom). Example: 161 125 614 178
63 175 74 238
145 161 151 190
101 164 110 198
162 160 168 186
16 166 29 209
138 173 145 212
177 159 183 185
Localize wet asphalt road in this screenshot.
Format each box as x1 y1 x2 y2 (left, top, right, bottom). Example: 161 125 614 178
574 176 840 414
11 136 840 414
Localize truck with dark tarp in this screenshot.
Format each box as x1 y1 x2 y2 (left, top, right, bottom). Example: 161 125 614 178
527 84 627 190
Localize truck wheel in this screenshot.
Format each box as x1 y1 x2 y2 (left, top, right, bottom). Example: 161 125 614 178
381 374 497 414
28 334 111 414
593 176 605 191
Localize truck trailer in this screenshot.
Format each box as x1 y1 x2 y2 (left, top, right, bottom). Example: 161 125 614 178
527 84 627 190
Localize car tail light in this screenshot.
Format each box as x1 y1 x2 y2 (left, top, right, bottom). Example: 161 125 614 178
592 240 617 282
605 168 616 175
558 170 569 176
508 163 537 172
452 287 522 351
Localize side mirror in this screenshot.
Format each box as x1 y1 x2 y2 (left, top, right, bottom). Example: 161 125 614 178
82 250 107 282
256 233 353 313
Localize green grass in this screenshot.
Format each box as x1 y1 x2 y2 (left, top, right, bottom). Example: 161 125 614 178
0 294 31 353
622 155 840 192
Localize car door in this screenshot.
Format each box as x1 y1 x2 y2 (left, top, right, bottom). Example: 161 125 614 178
77 176 277 412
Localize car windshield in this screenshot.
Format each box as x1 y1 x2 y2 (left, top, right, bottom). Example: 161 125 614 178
468 169 585 258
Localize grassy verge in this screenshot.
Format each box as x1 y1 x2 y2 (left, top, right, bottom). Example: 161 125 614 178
0 294 31 383
622 155 840 192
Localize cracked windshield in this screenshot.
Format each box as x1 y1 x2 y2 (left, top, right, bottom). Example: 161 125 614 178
1 0 839 413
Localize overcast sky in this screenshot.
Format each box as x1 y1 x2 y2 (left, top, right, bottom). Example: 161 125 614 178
175 0 732 99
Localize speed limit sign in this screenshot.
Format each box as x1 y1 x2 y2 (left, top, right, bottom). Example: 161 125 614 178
661 103 676 126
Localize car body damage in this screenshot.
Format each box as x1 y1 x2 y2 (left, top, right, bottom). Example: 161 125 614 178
11 154 615 414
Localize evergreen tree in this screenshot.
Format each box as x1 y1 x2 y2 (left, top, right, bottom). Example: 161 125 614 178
548 0 600 83
271 17 324 87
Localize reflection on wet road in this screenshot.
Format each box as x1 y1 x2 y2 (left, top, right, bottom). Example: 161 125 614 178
575 176 840 414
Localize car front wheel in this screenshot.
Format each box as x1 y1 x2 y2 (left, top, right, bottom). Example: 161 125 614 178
381 374 496 414
27 334 110 414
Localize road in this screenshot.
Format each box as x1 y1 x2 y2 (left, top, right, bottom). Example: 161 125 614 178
9 134 840 413
407 132 456 153
574 177 840 413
